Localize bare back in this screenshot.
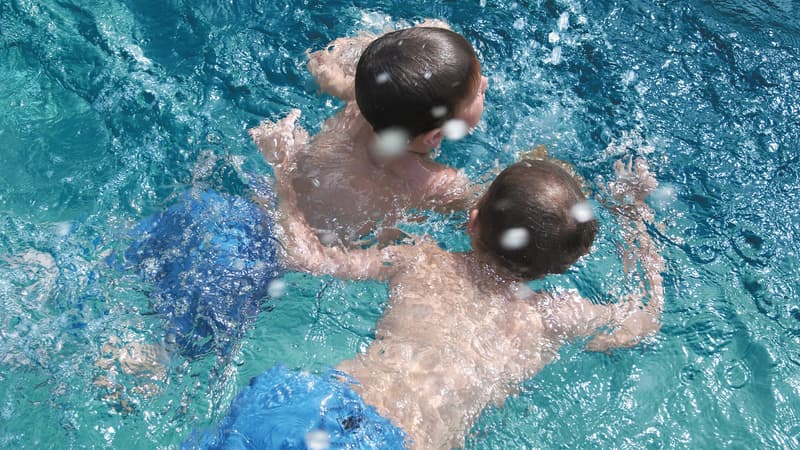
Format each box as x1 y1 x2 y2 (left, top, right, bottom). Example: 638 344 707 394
338 243 560 449
257 103 470 246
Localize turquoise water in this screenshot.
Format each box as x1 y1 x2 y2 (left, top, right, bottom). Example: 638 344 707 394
1 0 799 448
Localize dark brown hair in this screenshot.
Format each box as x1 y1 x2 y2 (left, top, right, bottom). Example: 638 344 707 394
355 27 481 137
476 160 598 279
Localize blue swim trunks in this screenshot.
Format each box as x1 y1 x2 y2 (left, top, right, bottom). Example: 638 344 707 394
125 190 282 358
185 366 407 449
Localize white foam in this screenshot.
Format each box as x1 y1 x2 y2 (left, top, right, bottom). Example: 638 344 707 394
548 32 560 44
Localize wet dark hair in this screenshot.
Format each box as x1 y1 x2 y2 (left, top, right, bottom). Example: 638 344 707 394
355 27 481 137
476 160 598 279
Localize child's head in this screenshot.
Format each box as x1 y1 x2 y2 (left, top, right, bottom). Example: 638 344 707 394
355 27 486 150
468 159 598 279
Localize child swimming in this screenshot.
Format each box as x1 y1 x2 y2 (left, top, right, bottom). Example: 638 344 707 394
193 127 666 449
251 22 489 247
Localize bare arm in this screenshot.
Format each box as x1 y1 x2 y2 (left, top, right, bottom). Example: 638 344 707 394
543 158 665 351
249 109 308 169
306 19 452 101
585 157 664 351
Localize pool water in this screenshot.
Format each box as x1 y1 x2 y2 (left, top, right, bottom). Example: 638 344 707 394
1 0 799 448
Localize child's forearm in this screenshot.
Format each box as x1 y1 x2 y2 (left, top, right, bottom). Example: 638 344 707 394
586 158 665 351
306 34 375 101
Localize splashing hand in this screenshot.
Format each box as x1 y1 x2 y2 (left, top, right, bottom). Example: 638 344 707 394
609 156 658 205
249 109 308 170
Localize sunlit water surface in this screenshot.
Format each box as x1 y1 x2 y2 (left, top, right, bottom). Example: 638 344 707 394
1 0 799 448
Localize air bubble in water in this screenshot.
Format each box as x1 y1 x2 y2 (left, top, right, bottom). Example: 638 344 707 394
550 46 562 65
442 119 469 140
372 127 409 157
268 279 286 298
430 105 448 118
376 72 391 84
570 201 594 223
548 32 560 44
500 227 529 250
305 430 330 450
558 12 569 31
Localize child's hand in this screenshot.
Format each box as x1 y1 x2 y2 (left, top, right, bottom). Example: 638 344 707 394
609 156 658 205
307 35 373 101
249 109 308 170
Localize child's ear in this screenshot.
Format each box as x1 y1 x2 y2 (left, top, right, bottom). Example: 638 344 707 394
467 209 479 236
421 128 444 149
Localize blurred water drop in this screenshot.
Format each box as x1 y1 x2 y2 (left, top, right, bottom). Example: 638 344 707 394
430 105 448 118
570 201 595 223
558 12 569 31
305 429 330 450
372 127 409 157
649 184 677 210
550 46 562 65
513 18 525 30
424 71 432 79
267 279 286 298
500 227 529 250
442 119 468 140
376 72 391 84
54 221 72 237
769 142 779 152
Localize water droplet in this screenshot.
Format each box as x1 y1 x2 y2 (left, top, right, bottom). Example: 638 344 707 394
54 222 72 237
442 119 469 140
319 231 336 246
430 105 448 118
268 279 286 298
570 201 594 223
548 32 560 44
305 429 330 450
649 184 676 209
769 142 779 152
558 12 569 31
423 71 432 79
372 127 409 157
500 227 529 250
622 70 636 85
376 72 391 84
551 46 563 65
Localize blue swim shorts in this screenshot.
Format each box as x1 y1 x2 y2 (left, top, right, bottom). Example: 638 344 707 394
125 190 282 358
185 366 407 449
